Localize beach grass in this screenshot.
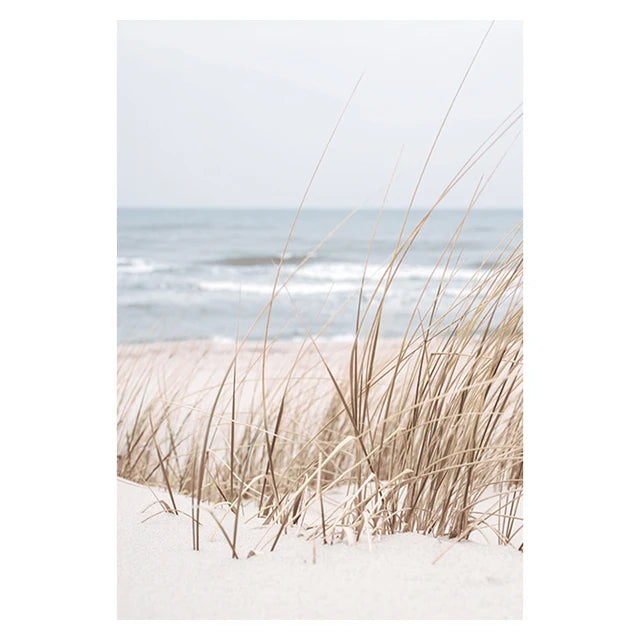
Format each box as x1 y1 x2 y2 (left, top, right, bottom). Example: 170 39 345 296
116 23 523 557
117 202 523 556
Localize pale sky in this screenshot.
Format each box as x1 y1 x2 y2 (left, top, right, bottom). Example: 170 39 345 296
118 21 522 209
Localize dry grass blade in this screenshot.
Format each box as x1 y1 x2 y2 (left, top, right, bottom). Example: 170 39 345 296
117 28 522 559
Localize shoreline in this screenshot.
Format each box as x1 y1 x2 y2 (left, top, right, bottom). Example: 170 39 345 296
116 333 396 348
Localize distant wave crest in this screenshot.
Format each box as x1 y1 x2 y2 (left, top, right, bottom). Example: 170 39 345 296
293 262 484 283
210 253 310 267
197 261 487 297
118 257 170 274
198 280 360 296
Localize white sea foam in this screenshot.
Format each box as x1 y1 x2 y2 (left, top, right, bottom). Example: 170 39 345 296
288 262 485 283
198 280 362 296
208 259 488 288
207 335 236 345
197 261 488 297
118 257 169 274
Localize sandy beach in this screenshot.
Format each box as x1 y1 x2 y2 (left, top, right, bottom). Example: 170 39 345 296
118 478 522 619
117 336 522 618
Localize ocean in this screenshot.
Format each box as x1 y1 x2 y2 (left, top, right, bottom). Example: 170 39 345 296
117 207 522 344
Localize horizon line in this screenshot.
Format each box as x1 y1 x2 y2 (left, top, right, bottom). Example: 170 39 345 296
117 205 523 212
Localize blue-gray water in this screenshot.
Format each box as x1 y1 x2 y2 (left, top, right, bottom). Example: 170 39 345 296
118 208 522 344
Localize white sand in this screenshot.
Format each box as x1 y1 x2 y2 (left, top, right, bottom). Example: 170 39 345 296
118 479 522 619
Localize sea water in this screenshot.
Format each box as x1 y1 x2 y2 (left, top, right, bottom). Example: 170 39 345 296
117 207 522 343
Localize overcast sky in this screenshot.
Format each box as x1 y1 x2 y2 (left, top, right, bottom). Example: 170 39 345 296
118 21 522 210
